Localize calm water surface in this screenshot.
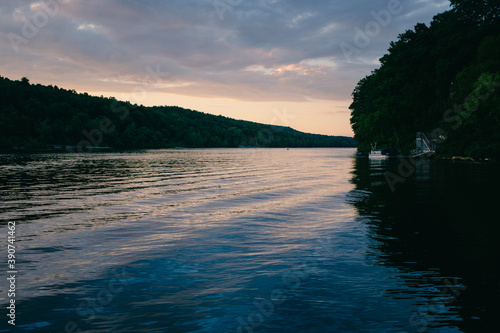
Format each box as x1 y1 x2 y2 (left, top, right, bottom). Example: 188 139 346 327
0 148 499 332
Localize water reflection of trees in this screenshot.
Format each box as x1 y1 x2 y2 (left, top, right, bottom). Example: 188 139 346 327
347 157 500 331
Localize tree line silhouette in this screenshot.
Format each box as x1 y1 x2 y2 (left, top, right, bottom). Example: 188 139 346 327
350 0 500 159
0 76 355 150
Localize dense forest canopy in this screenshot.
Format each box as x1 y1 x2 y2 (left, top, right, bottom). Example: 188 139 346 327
0 76 355 150
350 0 500 158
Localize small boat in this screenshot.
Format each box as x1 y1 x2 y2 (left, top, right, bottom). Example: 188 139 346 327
369 142 389 160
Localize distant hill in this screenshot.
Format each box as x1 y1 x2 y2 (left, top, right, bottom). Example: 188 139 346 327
0 75 355 151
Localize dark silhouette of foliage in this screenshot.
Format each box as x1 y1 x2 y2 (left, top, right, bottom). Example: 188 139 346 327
0 75 355 150
451 0 500 25
350 0 500 158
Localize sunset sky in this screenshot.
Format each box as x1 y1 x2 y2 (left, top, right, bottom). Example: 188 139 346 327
1 0 450 137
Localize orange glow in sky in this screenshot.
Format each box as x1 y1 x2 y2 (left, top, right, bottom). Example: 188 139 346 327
0 0 450 137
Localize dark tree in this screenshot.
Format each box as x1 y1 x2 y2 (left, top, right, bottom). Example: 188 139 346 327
350 0 500 158
0 76 356 150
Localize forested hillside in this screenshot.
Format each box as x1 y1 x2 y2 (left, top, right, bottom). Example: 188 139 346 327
350 0 500 158
0 76 355 150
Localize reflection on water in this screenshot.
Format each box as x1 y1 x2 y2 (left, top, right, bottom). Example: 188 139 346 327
0 149 498 332
350 157 500 332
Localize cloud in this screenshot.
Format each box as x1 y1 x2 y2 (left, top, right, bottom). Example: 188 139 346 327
0 0 451 103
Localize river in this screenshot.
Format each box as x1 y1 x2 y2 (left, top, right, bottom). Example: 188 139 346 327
0 148 498 332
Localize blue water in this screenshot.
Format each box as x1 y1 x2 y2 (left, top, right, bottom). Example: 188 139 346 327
0 149 498 332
